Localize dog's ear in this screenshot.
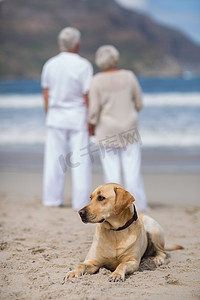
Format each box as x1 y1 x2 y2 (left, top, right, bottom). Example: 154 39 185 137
114 187 135 215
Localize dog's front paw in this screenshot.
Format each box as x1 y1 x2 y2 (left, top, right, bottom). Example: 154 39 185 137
63 270 82 282
109 272 125 282
153 255 165 266
66 270 79 278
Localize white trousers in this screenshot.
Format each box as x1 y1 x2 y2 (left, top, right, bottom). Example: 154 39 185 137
43 127 91 210
100 142 148 211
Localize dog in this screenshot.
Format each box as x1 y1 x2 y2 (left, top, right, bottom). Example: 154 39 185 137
65 183 183 282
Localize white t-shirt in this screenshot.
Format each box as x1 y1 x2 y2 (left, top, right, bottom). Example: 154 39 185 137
41 52 93 130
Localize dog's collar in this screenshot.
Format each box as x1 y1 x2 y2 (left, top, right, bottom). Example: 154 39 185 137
112 206 138 231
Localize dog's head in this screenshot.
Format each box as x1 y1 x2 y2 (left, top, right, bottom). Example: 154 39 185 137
79 183 135 224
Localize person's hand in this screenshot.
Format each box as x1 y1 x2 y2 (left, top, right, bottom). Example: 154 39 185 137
88 123 95 136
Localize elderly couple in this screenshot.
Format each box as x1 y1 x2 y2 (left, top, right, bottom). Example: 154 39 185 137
41 27 149 211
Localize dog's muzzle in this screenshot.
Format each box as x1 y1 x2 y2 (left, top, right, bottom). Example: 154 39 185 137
78 208 105 224
78 208 88 223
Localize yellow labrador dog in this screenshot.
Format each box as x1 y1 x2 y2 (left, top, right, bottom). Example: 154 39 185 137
65 183 183 282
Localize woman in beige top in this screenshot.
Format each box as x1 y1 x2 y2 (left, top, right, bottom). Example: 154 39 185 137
88 45 148 211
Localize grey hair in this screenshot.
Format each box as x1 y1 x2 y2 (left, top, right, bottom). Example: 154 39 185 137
95 45 119 70
58 27 81 51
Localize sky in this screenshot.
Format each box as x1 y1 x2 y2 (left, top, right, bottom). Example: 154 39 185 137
115 0 200 45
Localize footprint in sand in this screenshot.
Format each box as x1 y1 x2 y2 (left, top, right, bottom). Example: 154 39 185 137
0 242 8 250
165 274 181 285
28 247 46 255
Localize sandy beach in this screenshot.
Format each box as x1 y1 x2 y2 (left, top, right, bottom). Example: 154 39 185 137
0 148 200 300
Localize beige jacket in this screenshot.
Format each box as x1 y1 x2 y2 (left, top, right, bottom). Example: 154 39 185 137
88 69 143 148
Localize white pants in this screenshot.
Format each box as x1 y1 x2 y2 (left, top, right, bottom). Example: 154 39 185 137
100 142 148 211
43 127 91 210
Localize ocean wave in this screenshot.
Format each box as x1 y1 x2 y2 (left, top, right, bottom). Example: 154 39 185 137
0 129 200 148
143 93 200 106
0 93 200 108
140 131 200 147
0 130 45 144
0 95 43 108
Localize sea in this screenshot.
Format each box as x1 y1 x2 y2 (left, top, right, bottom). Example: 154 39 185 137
0 76 200 172
0 76 200 147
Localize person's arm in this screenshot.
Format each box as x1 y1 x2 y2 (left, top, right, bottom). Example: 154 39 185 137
41 61 51 114
43 88 49 113
82 61 93 109
83 91 96 135
83 93 89 108
88 123 95 136
88 77 101 136
131 73 143 112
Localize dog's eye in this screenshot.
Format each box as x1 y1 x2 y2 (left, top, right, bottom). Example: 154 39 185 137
97 195 105 201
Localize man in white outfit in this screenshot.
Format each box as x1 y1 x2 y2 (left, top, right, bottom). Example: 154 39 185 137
41 27 93 210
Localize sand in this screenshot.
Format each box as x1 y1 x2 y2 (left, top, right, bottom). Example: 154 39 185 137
0 167 200 300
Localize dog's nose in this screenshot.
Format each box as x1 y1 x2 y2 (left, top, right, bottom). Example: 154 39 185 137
79 208 86 218
78 208 88 223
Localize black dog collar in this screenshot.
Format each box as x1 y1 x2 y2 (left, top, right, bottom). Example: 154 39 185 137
112 206 138 231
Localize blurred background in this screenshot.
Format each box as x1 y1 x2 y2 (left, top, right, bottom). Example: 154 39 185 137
0 0 200 204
